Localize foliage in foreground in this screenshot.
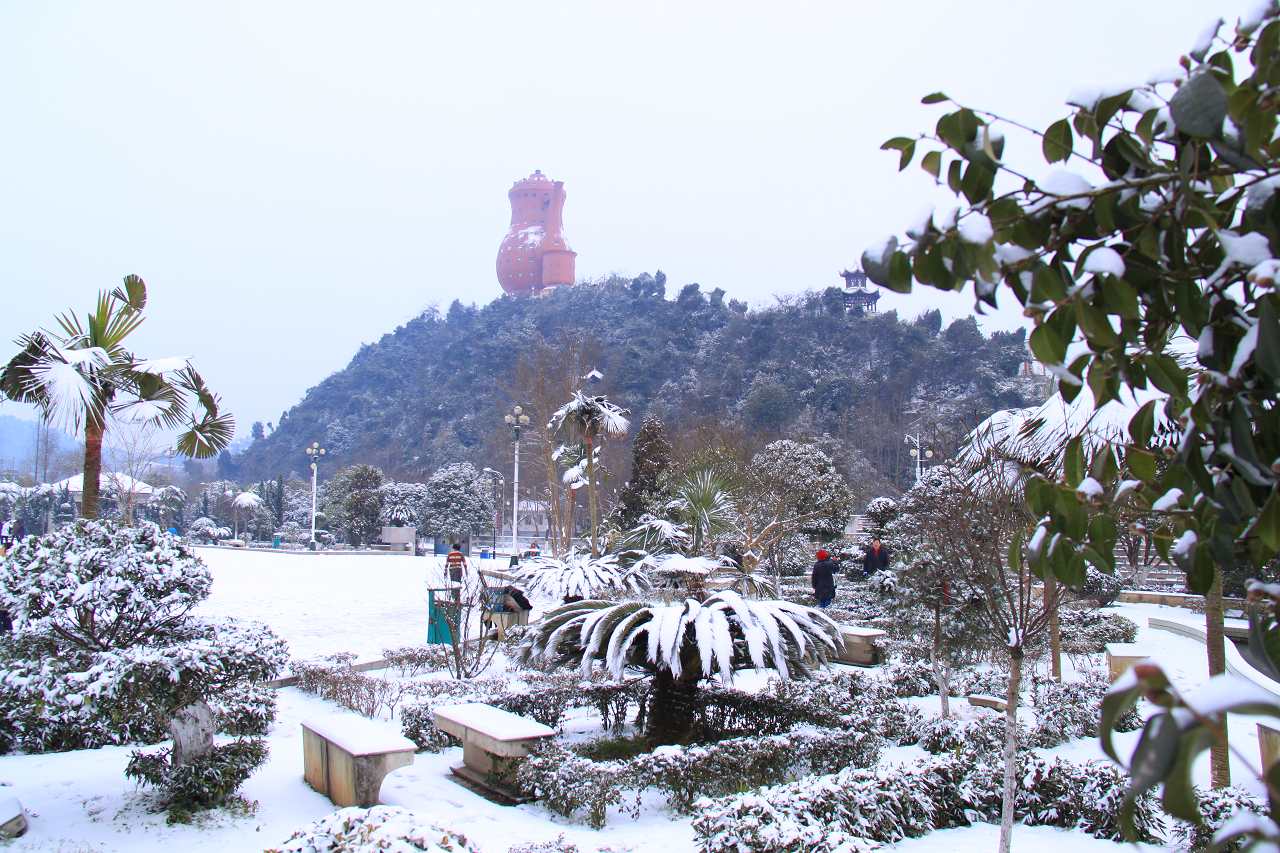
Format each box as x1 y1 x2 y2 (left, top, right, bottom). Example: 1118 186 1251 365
267 805 479 853
125 738 267 823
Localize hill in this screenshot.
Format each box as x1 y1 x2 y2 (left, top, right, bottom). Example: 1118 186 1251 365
230 275 1046 494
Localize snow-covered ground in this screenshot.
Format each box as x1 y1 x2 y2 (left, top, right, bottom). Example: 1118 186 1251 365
0 550 1259 851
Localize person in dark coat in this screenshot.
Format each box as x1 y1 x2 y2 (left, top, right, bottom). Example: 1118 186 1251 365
862 537 889 578
811 549 838 608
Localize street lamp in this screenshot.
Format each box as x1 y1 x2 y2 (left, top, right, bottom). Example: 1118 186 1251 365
304 441 326 549
904 433 934 485
503 405 530 555
482 467 504 556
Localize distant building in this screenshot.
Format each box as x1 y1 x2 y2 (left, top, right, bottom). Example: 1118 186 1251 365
839 268 881 314
496 170 577 297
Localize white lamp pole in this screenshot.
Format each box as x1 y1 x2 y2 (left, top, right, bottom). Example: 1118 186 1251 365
904 432 934 484
305 441 326 547
503 406 530 555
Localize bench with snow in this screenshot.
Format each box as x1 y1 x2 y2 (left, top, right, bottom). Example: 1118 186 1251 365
836 625 887 666
217 538 245 548
1105 643 1154 681
301 715 417 808
967 694 1008 712
433 702 555 803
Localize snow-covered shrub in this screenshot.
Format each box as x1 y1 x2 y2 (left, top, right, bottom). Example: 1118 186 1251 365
519 724 884 828
862 496 898 536
1168 786 1267 852
378 481 427 528
1076 566 1122 607
1030 671 1140 748
513 551 650 601
1057 607 1137 654
276 521 307 545
880 659 936 697
187 516 229 544
950 667 1008 699
293 656 416 718
0 521 287 755
917 714 1005 756
268 805 479 853
692 749 1163 851
125 738 267 823
210 682 277 737
381 645 453 677
764 671 922 746
867 569 898 597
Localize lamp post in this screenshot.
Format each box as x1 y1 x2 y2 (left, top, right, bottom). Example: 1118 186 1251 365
904 432 933 485
482 467 504 556
503 405 530 555
304 441 326 548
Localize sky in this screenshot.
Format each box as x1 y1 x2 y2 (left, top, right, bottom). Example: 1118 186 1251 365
0 0 1255 434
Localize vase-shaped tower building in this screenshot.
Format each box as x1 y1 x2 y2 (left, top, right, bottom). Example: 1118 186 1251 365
496 170 577 297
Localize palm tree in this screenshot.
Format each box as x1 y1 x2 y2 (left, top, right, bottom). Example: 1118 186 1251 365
232 491 263 539
0 276 233 519
666 469 736 555
513 551 650 601
547 391 629 556
519 590 839 743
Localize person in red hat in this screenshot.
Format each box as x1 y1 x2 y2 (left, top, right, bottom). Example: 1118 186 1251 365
811 548 838 608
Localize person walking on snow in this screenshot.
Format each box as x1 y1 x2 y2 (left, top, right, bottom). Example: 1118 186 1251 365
811 549 838 608
445 543 468 583
862 536 889 579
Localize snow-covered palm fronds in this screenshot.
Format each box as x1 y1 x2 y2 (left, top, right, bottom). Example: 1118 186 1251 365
232 491 263 511
638 552 775 599
666 469 737 554
514 551 650 600
520 590 840 682
622 514 691 553
547 391 630 437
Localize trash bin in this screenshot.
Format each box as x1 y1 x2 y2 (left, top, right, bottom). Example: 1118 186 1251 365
272 534 282 548
480 548 490 560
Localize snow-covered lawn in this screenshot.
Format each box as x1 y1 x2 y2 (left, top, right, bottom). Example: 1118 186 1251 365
0 550 1258 851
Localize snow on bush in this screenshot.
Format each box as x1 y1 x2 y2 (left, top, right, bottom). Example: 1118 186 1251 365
125 738 267 823
1056 607 1137 654
1168 786 1268 852
267 805 479 853
0 520 287 754
692 749 1164 851
1030 670 1139 748
1075 566 1122 607
187 516 230 544
917 714 1006 755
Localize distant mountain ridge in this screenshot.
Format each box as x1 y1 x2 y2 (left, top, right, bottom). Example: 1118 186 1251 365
231 275 1043 491
0 413 77 469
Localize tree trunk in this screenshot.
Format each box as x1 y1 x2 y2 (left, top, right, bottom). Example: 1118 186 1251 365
543 443 563 554
585 434 599 557
169 700 216 766
1206 569 1231 788
933 601 950 718
81 422 104 519
1045 579 1062 681
998 648 1023 853
647 669 700 745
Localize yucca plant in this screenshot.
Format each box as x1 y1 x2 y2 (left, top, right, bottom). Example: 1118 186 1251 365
1 276 233 518
513 551 650 602
519 590 840 743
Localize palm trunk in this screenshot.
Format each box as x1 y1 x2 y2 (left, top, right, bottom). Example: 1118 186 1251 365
1045 579 1061 681
998 647 1023 853
585 434 599 557
647 669 700 745
81 422 104 519
1206 569 1231 788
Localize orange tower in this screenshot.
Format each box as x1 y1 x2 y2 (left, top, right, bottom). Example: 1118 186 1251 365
496 170 577 296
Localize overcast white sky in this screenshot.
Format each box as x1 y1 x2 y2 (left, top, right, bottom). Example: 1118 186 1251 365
0 1 1250 432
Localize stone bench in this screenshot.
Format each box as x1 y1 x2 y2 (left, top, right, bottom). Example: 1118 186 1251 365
433 702 555 803
836 625 887 666
302 715 417 807
1105 643 1153 681
967 693 1008 712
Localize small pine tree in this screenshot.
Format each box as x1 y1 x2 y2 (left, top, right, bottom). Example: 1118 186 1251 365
615 415 672 530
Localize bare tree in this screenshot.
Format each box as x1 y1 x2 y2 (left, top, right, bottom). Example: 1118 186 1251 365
105 423 167 524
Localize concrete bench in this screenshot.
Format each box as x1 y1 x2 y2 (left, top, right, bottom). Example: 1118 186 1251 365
967 693 1008 712
836 625 887 666
433 702 555 802
1105 643 1153 681
302 715 417 807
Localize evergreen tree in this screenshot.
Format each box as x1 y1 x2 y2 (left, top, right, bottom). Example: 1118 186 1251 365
614 415 671 530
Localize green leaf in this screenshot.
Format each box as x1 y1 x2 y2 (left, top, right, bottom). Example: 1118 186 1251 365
1169 71 1228 139
1029 323 1067 365
946 159 963 194
1077 301 1120 348
1145 354 1188 398
961 161 995 204
898 140 916 171
1258 493 1280 552
887 251 913 293
1100 677 1146 763
921 92 950 104
1064 436 1084 487
1128 402 1156 448
1127 448 1157 482
1042 118 1073 163
921 149 942 179
880 137 914 151
1257 298 1280 381
1101 276 1140 319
